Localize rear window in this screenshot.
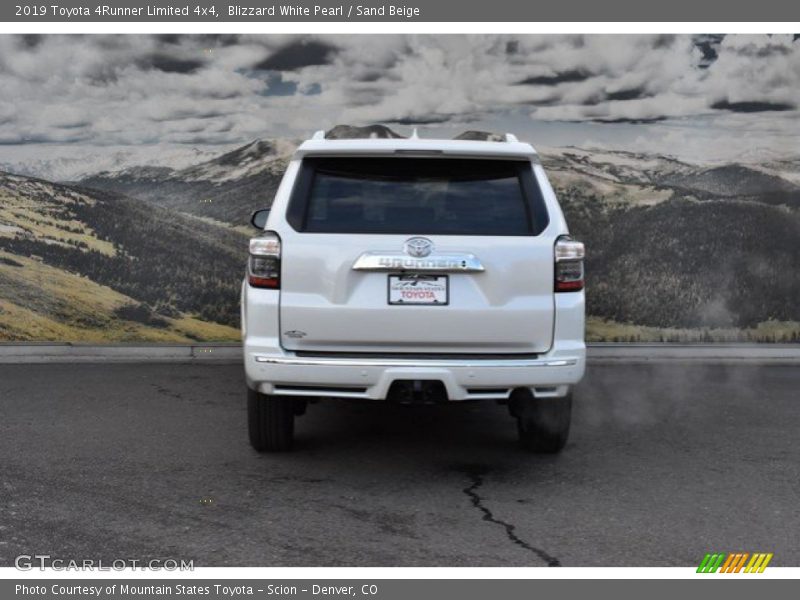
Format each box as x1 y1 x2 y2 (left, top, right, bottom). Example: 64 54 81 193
286 157 549 235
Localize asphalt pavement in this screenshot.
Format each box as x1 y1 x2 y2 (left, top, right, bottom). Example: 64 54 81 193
0 361 798 567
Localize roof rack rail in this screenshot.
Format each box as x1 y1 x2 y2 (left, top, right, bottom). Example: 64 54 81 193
453 130 512 142
324 124 405 140
308 126 525 144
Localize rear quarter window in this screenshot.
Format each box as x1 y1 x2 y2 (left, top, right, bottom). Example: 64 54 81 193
286 157 549 236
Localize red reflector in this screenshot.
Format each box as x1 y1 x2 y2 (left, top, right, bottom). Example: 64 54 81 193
555 280 584 292
248 275 279 289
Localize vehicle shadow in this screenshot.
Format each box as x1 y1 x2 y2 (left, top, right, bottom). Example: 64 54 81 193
286 398 564 470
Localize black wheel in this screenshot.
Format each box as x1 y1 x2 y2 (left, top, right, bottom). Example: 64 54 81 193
511 390 572 453
248 388 295 452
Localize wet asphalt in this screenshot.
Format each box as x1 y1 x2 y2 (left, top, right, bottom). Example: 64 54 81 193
0 361 798 567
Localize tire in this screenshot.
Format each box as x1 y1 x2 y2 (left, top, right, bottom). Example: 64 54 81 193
511 391 572 454
248 388 295 452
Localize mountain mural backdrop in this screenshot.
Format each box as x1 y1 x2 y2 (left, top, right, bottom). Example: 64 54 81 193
1 125 799 342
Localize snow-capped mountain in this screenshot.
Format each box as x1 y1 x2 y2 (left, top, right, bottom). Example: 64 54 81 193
4 125 800 340
80 139 297 225
76 130 800 226
174 139 299 183
748 158 800 186
0 144 232 183
660 164 800 198
539 146 698 187
539 146 800 209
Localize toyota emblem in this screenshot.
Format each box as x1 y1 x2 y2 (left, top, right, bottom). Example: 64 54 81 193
403 237 434 258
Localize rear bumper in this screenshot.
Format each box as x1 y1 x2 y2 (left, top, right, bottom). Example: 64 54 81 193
244 347 585 401
242 281 586 401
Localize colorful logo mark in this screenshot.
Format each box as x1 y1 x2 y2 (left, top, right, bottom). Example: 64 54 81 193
697 553 773 573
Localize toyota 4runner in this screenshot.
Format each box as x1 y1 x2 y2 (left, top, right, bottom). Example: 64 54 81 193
242 129 585 453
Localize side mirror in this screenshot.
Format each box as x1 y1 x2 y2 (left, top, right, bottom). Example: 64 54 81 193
250 208 270 230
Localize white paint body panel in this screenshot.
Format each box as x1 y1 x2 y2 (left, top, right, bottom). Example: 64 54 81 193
278 231 556 353
241 136 585 400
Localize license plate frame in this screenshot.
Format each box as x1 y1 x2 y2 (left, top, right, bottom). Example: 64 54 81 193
388 274 449 306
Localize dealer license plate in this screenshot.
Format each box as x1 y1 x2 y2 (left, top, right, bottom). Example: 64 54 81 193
388 275 449 305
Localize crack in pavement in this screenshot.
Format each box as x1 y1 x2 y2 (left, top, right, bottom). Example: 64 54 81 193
461 467 560 567
151 383 183 400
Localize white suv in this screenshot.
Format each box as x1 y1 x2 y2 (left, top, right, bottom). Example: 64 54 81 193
242 129 585 453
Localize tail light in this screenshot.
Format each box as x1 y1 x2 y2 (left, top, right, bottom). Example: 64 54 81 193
248 232 281 289
554 236 585 292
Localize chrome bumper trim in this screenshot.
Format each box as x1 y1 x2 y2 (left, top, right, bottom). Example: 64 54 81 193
253 355 578 368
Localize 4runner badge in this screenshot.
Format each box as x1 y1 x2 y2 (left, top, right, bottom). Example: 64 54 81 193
404 237 434 258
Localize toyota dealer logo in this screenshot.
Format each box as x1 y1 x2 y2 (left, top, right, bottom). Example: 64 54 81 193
403 237 434 258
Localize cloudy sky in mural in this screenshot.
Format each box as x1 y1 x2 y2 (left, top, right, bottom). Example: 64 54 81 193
0 34 799 162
